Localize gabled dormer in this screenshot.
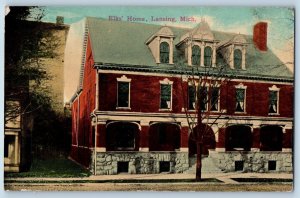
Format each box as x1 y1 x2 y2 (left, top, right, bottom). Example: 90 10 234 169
146 26 175 64
217 34 247 70
176 20 219 67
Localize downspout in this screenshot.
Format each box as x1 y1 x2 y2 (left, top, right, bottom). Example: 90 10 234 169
92 68 99 175
76 92 80 147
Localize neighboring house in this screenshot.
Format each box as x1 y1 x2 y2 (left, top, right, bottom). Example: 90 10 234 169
69 17 293 175
4 17 69 172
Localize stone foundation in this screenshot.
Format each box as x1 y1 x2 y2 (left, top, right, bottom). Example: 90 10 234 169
91 151 189 175
209 150 293 172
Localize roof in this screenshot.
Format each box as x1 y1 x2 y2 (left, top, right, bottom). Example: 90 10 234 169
86 17 293 80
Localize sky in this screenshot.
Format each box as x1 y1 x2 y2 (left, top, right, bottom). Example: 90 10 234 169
41 6 294 101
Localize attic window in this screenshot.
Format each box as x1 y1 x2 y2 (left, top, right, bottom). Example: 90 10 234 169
192 45 201 66
160 42 169 64
234 49 242 69
204 46 212 67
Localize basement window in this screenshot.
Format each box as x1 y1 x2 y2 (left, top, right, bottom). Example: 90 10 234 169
268 161 277 171
159 161 170 173
235 161 244 171
117 162 129 173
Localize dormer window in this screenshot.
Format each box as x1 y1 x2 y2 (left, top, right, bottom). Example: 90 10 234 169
146 26 174 64
192 45 201 66
160 42 170 64
234 49 242 69
204 46 212 67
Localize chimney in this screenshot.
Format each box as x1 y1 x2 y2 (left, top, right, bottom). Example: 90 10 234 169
56 16 64 25
253 22 268 51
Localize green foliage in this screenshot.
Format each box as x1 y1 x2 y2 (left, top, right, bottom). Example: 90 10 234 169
5 6 58 122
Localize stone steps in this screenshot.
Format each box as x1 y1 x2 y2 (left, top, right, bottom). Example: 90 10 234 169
185 156 223 173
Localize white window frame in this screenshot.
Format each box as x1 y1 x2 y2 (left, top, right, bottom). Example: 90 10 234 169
268 85 280 115
116 75 131 110
235 83 247 113
159 78 173 111
210 85 221 112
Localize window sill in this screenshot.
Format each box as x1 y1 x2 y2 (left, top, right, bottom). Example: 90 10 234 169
268 113 280 116
235 111 247 114
116 107 131 110
159 108 172 112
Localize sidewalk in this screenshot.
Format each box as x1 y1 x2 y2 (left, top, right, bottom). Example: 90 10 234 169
4 172 293 184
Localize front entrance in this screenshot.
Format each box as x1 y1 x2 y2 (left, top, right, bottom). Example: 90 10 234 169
188 124 216 156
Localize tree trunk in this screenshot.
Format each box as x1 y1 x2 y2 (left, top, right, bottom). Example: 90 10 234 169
196 142 202 181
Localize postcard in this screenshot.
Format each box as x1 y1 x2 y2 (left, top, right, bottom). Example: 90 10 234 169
4 6 294 192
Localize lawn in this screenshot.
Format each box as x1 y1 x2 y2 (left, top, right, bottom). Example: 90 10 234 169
5 158 91 178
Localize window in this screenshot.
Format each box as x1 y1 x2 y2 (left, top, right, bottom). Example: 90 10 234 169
236 88 245 112
159 161 171 172
235 161 244 171
117 82 130 108
199 86 208 111
4 135 15 158
117 162 129 173
269 90 278 114
268 161 277 171
188 86 196 110
160 84 172 109
234 49 242 69
192 45 201 66
204 46 212 67
106 122 139 151
226 125 252 151
211 87 219 111
160 42 169 63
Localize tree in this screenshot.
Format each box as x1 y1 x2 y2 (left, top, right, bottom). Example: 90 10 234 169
5 7 70 164
5 6 58 124
178 37 237 181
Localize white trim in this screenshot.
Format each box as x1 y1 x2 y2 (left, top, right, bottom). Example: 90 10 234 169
159 78 173 85
216 148 225 152
97 70 293 85
282 148 292 152
94 110 292 123
180 148 188 152
139 147 149 152
95 147 106 152
117 75 132 82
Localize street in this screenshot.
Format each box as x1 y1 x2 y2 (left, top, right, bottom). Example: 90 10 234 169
5 182 293 192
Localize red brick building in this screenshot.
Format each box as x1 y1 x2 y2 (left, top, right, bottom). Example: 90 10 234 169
69 17 293 174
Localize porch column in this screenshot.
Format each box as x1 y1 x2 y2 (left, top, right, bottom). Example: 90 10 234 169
139 120 150 151
251 124 260 151
282 126 293 152
180 123 189 152
216 125 226 152
96 121 106 152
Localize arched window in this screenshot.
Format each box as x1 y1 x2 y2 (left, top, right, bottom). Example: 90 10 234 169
234 49 242 69
160 42 169 64
260 125 283 151
225 125 252 151
106 122 139 151
191 45 201 65
149 123 180 151
204 46 212 67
